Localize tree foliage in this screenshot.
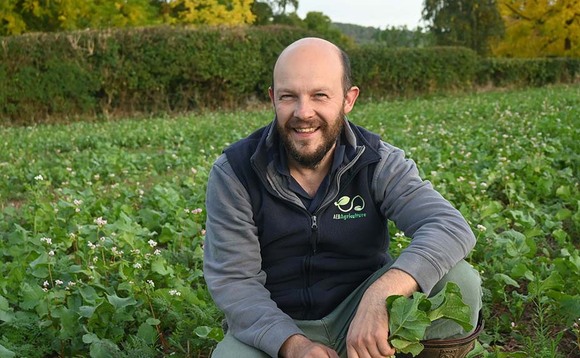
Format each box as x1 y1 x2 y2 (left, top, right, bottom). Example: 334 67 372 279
373 26 434 48
0 0 255 36
422 0 504 55
493 0 580 57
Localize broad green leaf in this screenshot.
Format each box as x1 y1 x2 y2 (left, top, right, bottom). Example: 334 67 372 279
106 293 137 310
89 338 120 358
19 282 45 310
29 252 49 267
528 271 563 296
0 295 8 311
427 282 473 332
194 326 224 342
137 322 158 344
79 305 97 318
556 185 571 199
82 333 100 344
79 285 100 304
151 257 174 276
387 293 431 341
510 263 535 281
493 273 520 288
146 318 160 325
390 338 424 356
0 344 16 358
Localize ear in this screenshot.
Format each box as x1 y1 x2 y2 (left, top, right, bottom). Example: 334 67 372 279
268 86 275 106
343 86 360 114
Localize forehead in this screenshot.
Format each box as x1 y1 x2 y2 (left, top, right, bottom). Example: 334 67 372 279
273 42 343 91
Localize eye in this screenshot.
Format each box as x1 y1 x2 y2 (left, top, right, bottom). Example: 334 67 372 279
278 94 294 101
314 93 328 99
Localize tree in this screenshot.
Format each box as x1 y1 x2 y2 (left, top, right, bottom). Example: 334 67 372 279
0 0 255 36
493 0 580 57
373 26 434 48
258 0 298 15
0 0 160 35
422 0 504 55
251 0 274 25
167 0 255 25
302 11 353 48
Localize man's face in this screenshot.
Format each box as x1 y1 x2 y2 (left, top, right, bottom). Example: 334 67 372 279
269 40 359 169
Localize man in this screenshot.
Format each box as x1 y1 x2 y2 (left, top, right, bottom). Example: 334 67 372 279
203 37 483 358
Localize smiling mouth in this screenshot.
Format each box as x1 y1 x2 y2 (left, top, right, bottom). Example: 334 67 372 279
294 127 317 133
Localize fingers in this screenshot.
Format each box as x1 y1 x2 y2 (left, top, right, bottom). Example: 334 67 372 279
346 335 396 358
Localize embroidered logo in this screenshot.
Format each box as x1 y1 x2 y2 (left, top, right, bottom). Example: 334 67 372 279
333 195 367 220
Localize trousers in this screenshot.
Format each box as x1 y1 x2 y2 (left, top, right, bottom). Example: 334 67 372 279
212 260 482 358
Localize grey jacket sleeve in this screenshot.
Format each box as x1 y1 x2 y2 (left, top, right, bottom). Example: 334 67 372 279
203 154 303 357
372 142 476 294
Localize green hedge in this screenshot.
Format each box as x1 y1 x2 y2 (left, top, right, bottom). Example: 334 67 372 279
1 25 579 126
0 25 315 125
476 57 580 87
349 45 479 100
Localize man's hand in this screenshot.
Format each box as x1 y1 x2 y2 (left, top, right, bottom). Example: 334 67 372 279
346 269 419 358
279 334 339 358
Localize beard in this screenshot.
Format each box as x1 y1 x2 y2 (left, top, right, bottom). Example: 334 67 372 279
277 109 345 170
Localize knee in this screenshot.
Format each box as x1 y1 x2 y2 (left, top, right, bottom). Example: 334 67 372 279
431 260 482 311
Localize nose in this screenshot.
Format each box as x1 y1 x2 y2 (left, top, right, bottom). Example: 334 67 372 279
294 97 315 119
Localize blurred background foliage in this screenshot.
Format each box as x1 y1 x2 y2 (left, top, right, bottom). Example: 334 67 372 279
0 0 578 125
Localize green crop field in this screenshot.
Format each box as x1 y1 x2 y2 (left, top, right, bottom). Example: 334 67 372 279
1 84 579 357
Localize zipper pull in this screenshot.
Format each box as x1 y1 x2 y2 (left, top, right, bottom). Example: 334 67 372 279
311 215 318 253
311 215 318 230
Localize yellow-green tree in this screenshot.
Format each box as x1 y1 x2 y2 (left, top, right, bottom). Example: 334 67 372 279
166 0 255 25
493 0 580 57
0 0 255 36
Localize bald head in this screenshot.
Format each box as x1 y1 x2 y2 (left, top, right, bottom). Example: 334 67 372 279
273 37 353 95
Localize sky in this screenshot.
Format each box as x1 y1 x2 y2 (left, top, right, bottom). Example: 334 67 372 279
296 0 425 29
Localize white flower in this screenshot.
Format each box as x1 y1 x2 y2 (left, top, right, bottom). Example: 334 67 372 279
133 263 142 269
43 281 50 287
169 289 181 296
192 208 203 215
55 279 64 285
34 174 44 181
48 250 55 256
73 199 83 206
146 280 155 288
477 224 487 232
40 237 52 245
148 240 158 248
154 249 161 256
94 217 107 227
87 242 97 250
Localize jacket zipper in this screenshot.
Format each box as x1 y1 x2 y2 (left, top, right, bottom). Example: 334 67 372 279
311 215 318 253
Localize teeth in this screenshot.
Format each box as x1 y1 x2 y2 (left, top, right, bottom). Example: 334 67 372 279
295 128 316 133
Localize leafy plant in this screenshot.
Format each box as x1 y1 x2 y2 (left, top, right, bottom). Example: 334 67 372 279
387 282 473 356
